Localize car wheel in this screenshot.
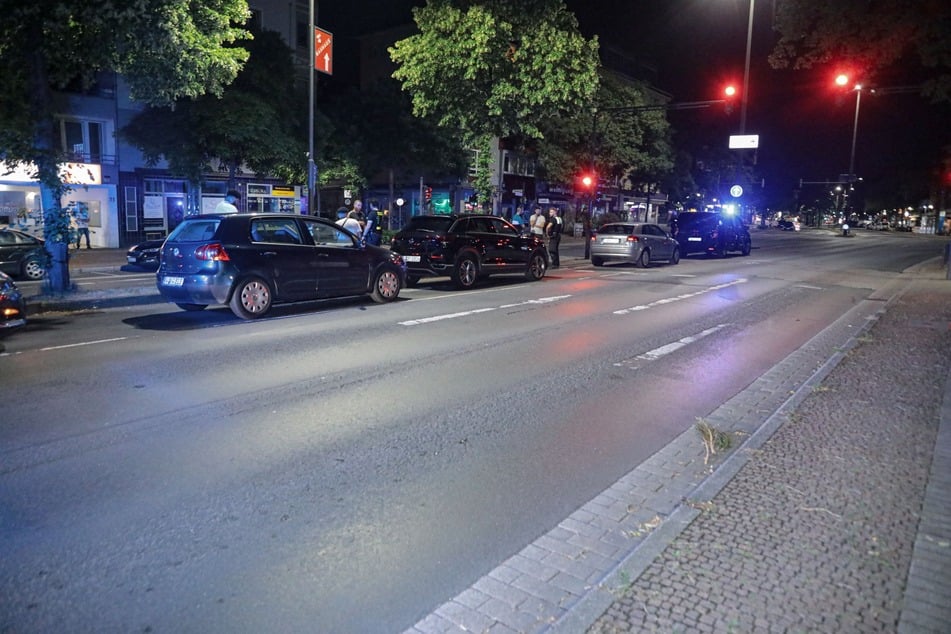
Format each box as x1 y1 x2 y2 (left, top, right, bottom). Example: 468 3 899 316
229 276 272 319
741 236 752 256
452 256 478 289
405 275 420 288
637 249 651 268
669 247 680 265
22 257 45 280
175 303 208 312
371 268 401 303
524 250 547 281
591 256 604 267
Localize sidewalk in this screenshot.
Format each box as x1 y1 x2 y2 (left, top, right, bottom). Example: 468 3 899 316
408 258 951 633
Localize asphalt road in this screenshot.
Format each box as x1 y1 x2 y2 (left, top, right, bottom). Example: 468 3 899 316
0 229 943 632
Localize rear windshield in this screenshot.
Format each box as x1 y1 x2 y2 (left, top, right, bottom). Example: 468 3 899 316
167 219 221 242
675 213 719 227
404 216 453 233
598 224 634 235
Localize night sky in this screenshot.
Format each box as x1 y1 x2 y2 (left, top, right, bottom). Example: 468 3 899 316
317 0 948 210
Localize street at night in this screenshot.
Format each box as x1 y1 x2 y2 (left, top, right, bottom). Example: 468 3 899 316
2 229 949 631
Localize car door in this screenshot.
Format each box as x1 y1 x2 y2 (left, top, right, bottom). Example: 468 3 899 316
303 218 370 297
644 224 673 260
485 217 526 267
247 217 318 301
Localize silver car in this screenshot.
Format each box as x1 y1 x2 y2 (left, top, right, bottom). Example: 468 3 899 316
590 222 680 268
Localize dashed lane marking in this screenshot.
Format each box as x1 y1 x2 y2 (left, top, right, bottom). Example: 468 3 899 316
613 278 748 315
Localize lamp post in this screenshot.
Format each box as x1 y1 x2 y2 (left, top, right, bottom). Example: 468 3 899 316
740 0 754 134
847 85 862 181
835 74 864 182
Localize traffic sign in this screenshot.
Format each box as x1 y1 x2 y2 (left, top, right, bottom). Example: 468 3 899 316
314 27 333 75
730 185 744 198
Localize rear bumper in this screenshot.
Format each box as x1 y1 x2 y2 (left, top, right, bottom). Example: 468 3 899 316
157 273 233 305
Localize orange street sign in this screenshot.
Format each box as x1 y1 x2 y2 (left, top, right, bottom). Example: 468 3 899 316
314 27 333 75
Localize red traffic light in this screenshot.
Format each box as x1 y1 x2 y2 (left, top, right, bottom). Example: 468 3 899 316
835 73 850 87
581 175 593 188
723 84 737 98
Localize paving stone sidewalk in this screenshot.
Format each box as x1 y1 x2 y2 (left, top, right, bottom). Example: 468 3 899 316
586 274 951 632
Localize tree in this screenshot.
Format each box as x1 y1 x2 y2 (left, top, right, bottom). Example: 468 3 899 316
122 30 305 201
0 0 250 291
769 0 951 101
389 0 600 206
320 80 469 196
536 71 673 193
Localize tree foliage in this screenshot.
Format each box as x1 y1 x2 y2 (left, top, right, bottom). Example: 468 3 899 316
319 80 469 193
122 30 303 190
536 71 673 188
389 0 600 142
769 0 951 101
0 0 250 291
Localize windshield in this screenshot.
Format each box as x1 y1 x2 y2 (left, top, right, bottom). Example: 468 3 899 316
404 216 454 233
167 219 221 242
598 224 635 235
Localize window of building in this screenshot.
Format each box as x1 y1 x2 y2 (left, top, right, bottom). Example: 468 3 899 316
124 186 138 232
60 119 103 163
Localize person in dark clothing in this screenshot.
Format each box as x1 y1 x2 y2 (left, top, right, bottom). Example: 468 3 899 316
546 207 563 268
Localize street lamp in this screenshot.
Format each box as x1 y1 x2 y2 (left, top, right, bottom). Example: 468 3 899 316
835 73 866 182
739 0 754 134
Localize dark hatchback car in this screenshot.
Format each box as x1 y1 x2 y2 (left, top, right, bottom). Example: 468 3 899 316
126 239 164 269
389 214 548 289
156 213 406 319
590 222 680 268
0 228 46 280
0 270 27 334
672 212 752 257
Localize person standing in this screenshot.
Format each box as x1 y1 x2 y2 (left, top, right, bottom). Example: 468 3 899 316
73 203 91 249
546 206 563 268
336 210 362 236
214 189 240 214
529 206 546 239
362 203 382 246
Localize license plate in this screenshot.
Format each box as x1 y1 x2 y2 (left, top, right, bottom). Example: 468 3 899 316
601 238 621 244
162 276 184 287
127 256 136 263
403 255 421 262
688 237 702 242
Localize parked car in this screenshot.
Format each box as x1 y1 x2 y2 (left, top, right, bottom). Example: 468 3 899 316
672 212 752 257
590 222 680 268
156 213 405 319
389 214 548 289
776 219 800 231
0 270 27 334
126 238 165 269
0 228 46 280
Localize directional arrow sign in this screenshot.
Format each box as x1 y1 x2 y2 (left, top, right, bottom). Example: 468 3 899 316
314 27 333 75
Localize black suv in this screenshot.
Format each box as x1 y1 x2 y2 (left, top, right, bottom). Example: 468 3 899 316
390 214 548 289
672 212 751 257
156 213 405 319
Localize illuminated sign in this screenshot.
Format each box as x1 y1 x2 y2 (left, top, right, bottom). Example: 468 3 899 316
728 135 759 149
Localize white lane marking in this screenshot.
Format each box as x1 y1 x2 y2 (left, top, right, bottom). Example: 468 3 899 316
40 337 128 351
613 278 748 315
499 295 572 309
399 295 572 326
795 284 824 290
632 324 729 362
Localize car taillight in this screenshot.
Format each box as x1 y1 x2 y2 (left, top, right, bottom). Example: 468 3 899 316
195 242 230 261
627 235 639 242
